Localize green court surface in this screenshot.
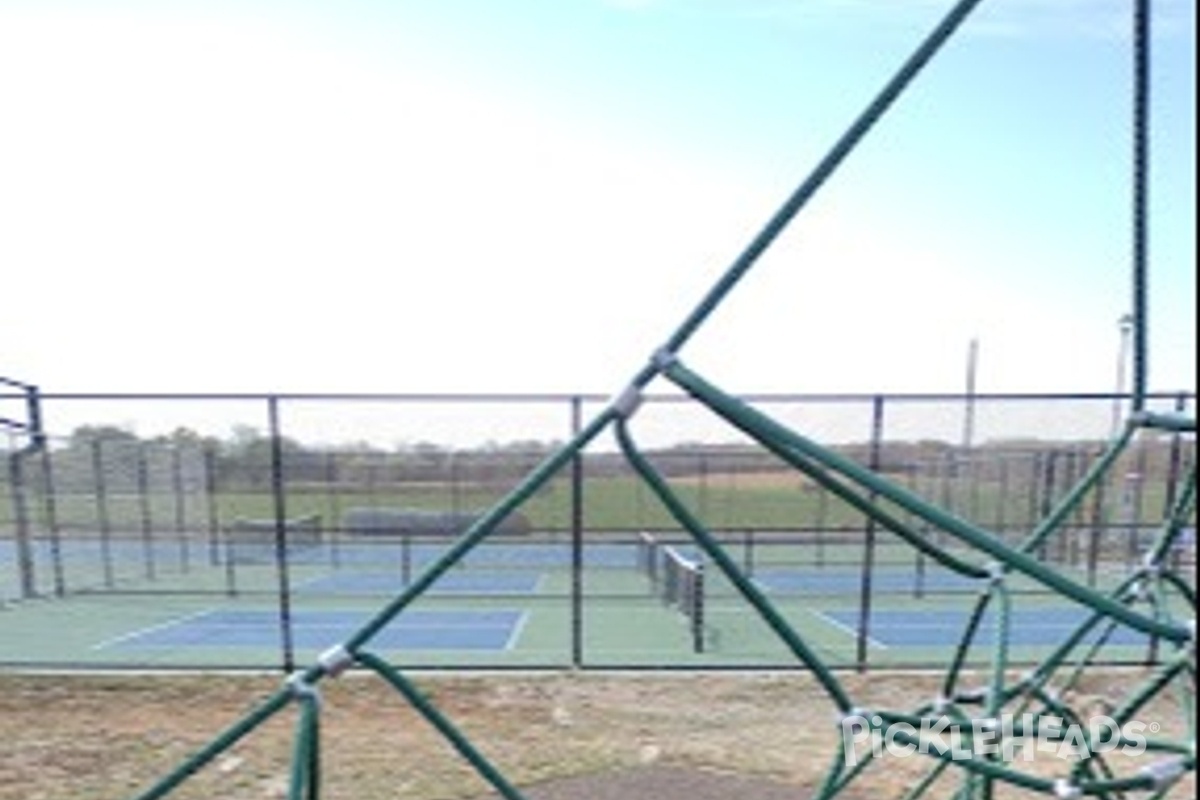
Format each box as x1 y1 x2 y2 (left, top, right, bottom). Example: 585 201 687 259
0 535 1176 671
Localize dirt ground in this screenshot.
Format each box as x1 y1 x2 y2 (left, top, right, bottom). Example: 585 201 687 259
0 668 1193 800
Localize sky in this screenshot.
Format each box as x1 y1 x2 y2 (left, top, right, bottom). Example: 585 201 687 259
1 0 1195 412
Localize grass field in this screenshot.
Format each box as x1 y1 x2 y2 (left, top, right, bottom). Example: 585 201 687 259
3 455 1190 535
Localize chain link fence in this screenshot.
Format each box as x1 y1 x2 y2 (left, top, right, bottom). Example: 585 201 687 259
1 390 1194 671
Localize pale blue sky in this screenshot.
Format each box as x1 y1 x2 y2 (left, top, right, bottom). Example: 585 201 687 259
1 0 1194 402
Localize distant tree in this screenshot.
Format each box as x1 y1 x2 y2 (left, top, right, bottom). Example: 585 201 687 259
217 425 312 488
68 424 139 448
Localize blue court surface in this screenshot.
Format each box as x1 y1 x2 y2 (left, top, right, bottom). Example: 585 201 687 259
325 542 636 570
754 567 981 595
819 607 1154 648
296 571 544 596
96 609 527 652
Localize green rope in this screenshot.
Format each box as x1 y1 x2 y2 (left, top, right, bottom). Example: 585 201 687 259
335 410 616 661
616 417 855 712
943 591 996 701
1014 433 1138 558
1130 0 1151 410
900 760 954 800
720 409 992 580
288 693 321 800
356 651 530 800
1010 571 1156 714
641 0 987 377
130 689 293 800
664 359 1191 642
1144 461 1197 565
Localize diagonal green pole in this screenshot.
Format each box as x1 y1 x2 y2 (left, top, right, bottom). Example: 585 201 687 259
617 418 855 711
130 689 293 800
122 0 995 780
632 0 987 386
743 426 992 580
1144 461 1197 565
1013 430 1138 557
288 694 321 800
128 411 615 800
664 358 1192 643
122 1 1199 798
942 590 995 701
356 651 530 800
310 408 618 679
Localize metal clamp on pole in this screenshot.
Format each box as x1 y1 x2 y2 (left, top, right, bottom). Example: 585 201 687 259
285 672 321 705
1140 759 1187 792
318 644 355 678
1052 779 1081 799
608 383 643 420
651 347 678 373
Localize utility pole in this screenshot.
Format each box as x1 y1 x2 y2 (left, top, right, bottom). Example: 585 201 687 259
961 337 979 451
1111 313 1135 437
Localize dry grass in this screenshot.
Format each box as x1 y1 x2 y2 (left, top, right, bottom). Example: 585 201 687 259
668 470 811 490
0 668 1193 799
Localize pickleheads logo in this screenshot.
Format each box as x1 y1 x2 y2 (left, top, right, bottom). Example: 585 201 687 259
840 711 1153 767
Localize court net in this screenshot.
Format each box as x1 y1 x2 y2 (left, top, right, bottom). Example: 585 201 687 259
637 531 707 652
226 514 324 564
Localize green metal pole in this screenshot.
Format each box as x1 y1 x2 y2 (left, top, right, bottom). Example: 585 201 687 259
1130 0 1151 411
664 360 1190 643
617 418 855 712
650 0 987 369
130 689 293 800
356 651 530 800
335 410 615 659
288 694 321 800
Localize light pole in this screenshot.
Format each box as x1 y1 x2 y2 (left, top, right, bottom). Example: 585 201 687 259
961 337 979 452
1111 313 1135 437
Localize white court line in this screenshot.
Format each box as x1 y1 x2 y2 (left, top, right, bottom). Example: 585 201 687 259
810 610 889 650
385 611 526 630
91 608 217 650
504 611 531 651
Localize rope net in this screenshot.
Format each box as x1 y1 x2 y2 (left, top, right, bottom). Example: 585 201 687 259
126 0 1194 798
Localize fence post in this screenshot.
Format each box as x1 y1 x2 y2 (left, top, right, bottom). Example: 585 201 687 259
203 445 237 597
91 437 115 588
1036 450 1059 562
570 395 584 668
1162 392 1187 523
38 448 65 597
268 396 296 674
993 453 1010 543
137 443 156 581
855 395 885 672
1086 447 1106 587
203 445 221 568
815 477 828 568
171 444 189 573
324 451 341 569
1123 446 1148 569
7 452 36 598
